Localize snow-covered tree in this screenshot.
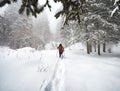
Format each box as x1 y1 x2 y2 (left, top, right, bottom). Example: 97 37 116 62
3 2 31 49
32 11 52 44
0 0 86 25
79 0 120 55
59 20 81 47
0 15 11 46
111 0 120 16
58 0 120 55
2 1 46 49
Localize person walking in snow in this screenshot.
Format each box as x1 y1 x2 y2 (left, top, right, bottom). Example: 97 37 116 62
57 44 64 58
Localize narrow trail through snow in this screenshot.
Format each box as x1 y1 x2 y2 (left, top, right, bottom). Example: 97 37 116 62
40 58 65 91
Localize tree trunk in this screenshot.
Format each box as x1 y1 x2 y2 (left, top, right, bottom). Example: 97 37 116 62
87 41 90 54
108 48 112 53
103 42 106 52
98 43 100 55
94 44 96 52
89 43 92 53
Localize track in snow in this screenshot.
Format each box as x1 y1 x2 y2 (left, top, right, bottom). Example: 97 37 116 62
40 59 65 91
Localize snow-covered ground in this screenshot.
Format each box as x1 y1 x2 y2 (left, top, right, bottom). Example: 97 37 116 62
0 43 120 91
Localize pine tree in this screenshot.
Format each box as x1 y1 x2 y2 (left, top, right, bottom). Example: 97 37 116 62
0 0 86 24
80 0 120 55
59 21 81 47
0 15 12 46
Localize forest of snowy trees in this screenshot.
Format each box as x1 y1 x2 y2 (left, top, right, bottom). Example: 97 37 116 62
0 1 52 49
0 0 120 55
58 0 120 55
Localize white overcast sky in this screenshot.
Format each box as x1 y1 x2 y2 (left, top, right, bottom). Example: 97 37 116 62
34 0 62 34
43 0 62 34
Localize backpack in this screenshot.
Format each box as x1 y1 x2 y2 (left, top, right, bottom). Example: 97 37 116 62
59 45 64 52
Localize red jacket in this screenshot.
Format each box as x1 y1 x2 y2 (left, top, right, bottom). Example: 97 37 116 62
57 45 64 52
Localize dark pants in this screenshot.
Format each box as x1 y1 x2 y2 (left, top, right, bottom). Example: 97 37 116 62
59 51 63 58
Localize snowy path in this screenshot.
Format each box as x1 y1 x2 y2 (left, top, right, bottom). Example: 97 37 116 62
0 47 120 91
40 59 65 91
